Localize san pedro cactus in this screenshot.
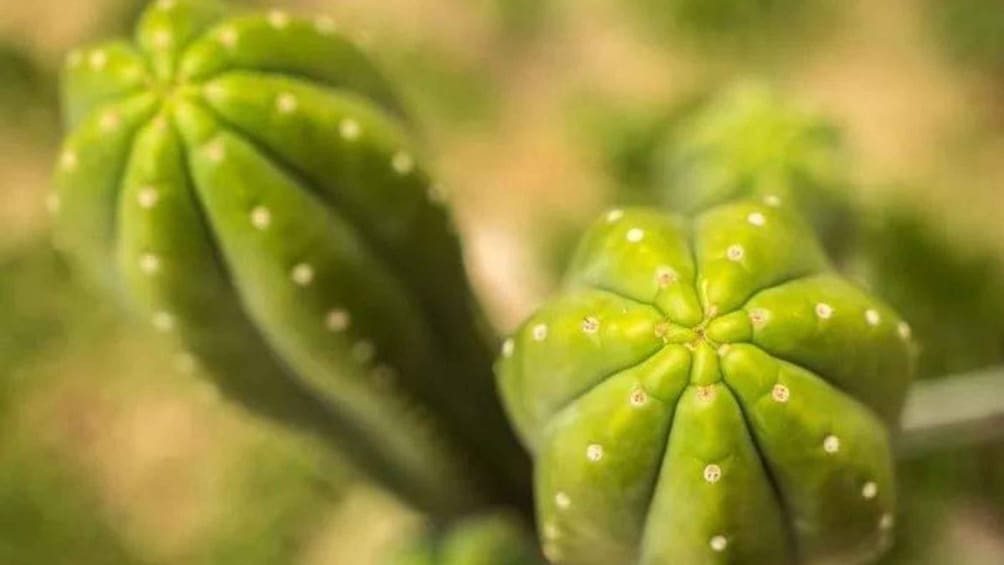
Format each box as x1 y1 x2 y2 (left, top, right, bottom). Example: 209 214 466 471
496 198 916 564
386 513 545 565
655 82 857 259
52 0 529 518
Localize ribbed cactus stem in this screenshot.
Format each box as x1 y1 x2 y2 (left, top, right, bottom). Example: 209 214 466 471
53 0 531 520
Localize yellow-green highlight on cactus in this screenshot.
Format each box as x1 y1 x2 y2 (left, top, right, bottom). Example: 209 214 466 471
496 198 915 564
52 0 530 518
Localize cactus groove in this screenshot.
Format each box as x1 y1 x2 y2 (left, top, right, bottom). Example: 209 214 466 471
54 0 530 518
497 198 915 564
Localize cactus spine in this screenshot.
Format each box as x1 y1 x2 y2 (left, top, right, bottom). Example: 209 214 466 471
54 0 529 518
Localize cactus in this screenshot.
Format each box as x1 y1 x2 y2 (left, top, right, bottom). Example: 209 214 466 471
52 0 529 518
386 513 545 565
496 198 915 564
654 82 857 260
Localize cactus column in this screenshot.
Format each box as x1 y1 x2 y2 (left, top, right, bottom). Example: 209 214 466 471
497 198 915 564
53 0 530 519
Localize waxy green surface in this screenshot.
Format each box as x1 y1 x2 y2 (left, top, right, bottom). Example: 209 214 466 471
53 0 528 517
497 199 915 564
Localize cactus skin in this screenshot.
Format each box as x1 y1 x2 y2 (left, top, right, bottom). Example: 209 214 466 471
496 199 915 564
386 513 545 565
655 82 857 260
53 0 529 518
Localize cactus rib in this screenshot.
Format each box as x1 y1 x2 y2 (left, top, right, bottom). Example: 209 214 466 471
497 199 914 564
55 0 529 518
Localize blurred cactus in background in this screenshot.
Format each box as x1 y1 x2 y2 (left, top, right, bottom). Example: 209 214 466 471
927 0 1004 74
52 0 529 519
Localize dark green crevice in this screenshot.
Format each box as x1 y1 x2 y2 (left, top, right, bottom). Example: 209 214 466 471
169 115 472 517
185 100 533 519
719 380 801 564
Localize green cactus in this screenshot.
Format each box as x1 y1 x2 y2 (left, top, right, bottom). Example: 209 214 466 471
386 513 545 565
52 0 529 518
496 199 915 564
654 82 857 261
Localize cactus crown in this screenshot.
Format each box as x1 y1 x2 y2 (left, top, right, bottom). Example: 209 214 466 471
53 0 529 518
497 198 915 564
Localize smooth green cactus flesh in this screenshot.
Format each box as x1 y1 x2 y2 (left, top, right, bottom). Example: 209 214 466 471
53 0 528 517
497 198 915 564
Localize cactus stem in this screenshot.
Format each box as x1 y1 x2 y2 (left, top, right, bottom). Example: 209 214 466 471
900 365 1004 455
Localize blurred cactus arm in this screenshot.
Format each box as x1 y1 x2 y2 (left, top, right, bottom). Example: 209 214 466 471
497 200 914 564
52 0 530 519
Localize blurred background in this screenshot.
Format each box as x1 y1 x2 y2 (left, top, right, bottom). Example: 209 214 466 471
1 0 1003 563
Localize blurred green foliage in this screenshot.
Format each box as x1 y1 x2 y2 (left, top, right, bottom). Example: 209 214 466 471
385 513 543 565
626 0 837 52
928 0 1004 73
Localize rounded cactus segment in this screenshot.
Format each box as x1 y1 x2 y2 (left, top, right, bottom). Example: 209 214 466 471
496 200 914 563
54 0 528 517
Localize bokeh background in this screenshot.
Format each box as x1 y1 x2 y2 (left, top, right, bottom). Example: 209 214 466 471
1 0 1003 563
